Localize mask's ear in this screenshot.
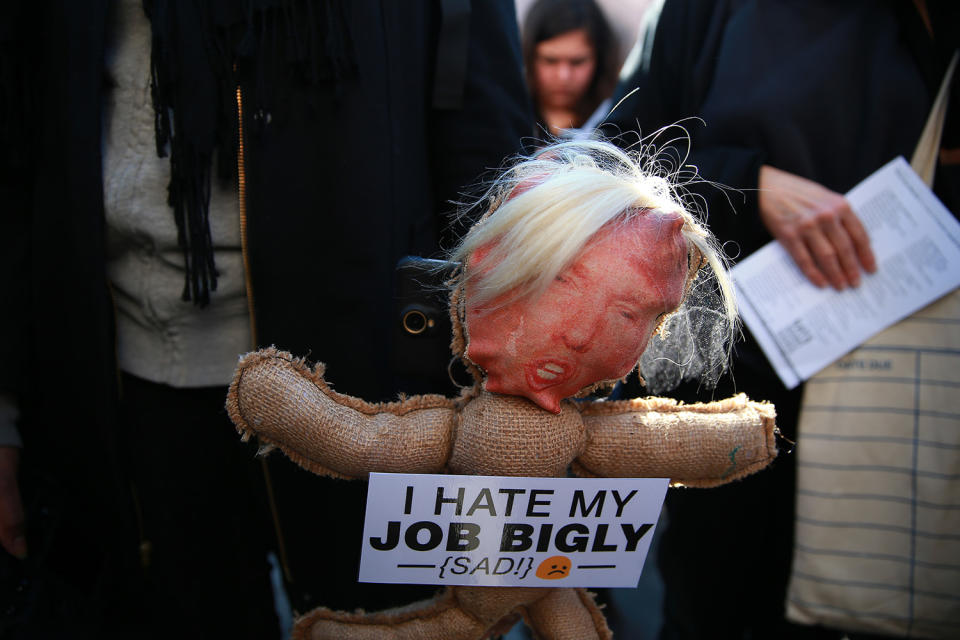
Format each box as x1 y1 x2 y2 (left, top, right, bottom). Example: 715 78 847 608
650 214 708 339
448 278 485 394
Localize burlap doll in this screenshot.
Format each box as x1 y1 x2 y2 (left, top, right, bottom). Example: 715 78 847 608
227 140 778 640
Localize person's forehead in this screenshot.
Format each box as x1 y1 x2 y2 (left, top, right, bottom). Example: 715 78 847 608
536 30 594 58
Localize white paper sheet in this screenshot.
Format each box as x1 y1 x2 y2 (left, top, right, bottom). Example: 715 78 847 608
731 156 960 389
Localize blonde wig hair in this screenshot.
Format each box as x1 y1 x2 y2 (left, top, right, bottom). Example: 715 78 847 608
451 139 738 332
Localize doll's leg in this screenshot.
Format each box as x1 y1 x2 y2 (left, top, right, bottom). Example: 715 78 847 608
292 590 478 640
292 586 547 640
523 588 612 640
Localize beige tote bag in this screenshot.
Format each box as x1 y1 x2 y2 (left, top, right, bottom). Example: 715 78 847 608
785 52 959 639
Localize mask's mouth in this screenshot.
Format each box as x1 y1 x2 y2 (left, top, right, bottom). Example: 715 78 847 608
525 359 574 390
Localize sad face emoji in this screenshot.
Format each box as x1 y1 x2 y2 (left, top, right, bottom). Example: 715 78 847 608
535 556 572 580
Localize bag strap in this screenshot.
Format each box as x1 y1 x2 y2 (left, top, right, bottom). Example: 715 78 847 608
910 50 958 186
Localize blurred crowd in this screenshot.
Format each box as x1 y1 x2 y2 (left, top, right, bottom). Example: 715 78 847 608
1 1 956 639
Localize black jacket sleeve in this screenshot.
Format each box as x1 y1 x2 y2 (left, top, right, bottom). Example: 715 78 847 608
600 0 769 257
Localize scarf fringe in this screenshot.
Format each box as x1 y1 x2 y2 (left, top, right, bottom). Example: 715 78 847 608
169 146 218 305
144 0 355 305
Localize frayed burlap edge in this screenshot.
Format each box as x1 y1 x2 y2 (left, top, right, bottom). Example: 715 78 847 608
291 589 458 640
449 279 487 393
225 346 458 479
578 588 614 640
291 587 611 640
576 393 762 417
290 588 515 640
514 588 612 640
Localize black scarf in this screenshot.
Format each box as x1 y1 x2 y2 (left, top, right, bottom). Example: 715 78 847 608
143 0 354 305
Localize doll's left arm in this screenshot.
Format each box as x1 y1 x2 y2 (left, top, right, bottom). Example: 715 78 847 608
226 348 457 479
573 394 777 488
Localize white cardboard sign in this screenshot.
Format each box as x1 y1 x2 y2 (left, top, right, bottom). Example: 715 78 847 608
359 473 668 588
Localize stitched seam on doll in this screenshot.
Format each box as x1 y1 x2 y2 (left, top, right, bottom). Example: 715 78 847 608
570 460 600 478
676 457 778 488
449 587 490 628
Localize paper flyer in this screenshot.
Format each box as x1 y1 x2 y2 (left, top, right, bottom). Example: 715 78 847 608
731 157 960 388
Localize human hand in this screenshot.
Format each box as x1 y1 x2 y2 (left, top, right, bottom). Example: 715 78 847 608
758 165 876 289
0 446 26 559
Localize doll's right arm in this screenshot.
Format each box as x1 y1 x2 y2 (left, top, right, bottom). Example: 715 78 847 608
574 393 779 488
226 348 458 479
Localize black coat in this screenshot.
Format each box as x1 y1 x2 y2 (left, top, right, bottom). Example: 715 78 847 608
0 0 532 628
598 2 957 636
603 0 958 257
241 1 532 400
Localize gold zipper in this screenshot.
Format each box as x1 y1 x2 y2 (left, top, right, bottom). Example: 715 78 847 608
236 82 257 344
236 78 294 586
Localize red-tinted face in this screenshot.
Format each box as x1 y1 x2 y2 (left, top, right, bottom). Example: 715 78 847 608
465 212 689 413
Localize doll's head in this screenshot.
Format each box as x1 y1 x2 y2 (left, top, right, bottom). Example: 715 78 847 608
451 139 735 413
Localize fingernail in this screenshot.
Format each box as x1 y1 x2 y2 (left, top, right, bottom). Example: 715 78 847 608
12 535 27 560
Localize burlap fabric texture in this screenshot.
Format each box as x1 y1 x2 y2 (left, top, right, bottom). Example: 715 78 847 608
226 348 777 639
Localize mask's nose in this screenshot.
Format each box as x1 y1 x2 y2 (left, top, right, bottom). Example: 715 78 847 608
657 210 686 238
561 315 599 353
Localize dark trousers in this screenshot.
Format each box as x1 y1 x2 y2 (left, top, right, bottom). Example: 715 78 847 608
653 337 899 640
651 336 805 640
120 373 279 640
658 452 800 639
268 460 439 615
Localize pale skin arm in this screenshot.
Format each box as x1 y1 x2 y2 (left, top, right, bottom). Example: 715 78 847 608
572 394 778 488
758 165 877 290
226 348 458 479
0 446 26 558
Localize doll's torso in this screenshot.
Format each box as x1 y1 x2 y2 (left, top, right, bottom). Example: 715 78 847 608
448 391 586 477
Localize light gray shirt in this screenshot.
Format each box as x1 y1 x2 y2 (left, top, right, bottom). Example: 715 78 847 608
103 0 251 388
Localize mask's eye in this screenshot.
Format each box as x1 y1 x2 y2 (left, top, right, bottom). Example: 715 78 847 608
620 310 637 321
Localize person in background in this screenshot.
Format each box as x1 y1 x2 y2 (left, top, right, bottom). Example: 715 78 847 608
601 1 958 638
0 1 531 638
522 0 619 139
